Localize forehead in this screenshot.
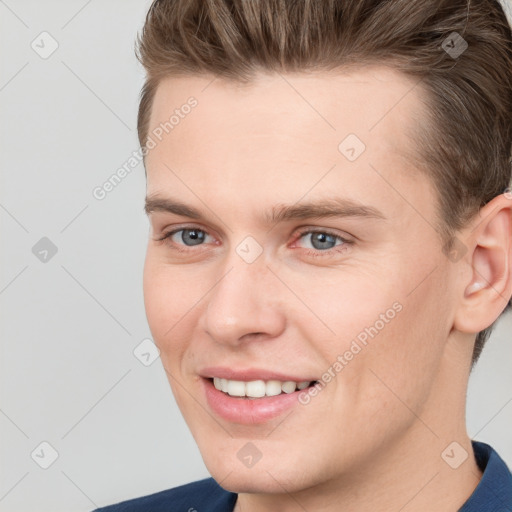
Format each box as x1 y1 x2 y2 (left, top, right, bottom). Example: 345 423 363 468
149 66 423 138
145 67 429 217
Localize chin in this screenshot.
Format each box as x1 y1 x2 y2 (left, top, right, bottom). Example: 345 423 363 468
210 466 298 494
202 450 319 495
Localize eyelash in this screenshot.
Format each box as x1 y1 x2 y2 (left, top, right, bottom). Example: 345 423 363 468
156 225 353 258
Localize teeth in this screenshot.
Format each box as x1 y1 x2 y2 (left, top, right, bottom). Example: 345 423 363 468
266 380 282 396
281 381 297 394
212 377 313 398
245 380 266 397
227 380 246 397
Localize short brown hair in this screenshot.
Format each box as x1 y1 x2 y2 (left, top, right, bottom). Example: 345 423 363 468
135 0 512 366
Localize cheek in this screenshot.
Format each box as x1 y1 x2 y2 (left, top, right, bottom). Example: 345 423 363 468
143 257 211 418
290 266 403 359
143 255 208 357
297 257 449 415
337 267 450 421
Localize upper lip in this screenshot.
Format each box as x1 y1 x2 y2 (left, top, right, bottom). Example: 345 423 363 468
200 366 317 382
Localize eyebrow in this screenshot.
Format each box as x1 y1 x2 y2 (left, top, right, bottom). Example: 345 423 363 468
144 194 386 224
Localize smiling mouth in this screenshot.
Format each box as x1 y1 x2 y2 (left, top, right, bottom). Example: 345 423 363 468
208 377 319 399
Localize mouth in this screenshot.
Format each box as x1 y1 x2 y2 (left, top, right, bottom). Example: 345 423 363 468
201 376 320 424
209 377 319 399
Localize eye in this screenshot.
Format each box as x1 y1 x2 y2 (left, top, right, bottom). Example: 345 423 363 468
293 229 351 256
299 231 341 250
158 227 214 247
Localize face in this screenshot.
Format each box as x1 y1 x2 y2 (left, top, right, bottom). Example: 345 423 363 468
142 68 460 493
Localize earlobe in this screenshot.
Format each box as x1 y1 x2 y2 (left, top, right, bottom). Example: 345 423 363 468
454 194 512 334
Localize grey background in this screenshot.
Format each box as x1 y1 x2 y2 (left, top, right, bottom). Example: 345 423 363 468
1 1 511 511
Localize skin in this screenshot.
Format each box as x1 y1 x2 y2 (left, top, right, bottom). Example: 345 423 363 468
142 67 512 512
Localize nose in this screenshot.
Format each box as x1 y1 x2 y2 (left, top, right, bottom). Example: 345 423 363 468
201 254 286 347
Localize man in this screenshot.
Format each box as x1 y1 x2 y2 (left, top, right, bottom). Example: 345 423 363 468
94 0 512 510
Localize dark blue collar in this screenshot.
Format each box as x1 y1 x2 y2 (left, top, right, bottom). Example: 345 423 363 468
458 441 512 511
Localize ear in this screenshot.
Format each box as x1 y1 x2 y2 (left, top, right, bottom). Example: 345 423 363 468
453 192 512 335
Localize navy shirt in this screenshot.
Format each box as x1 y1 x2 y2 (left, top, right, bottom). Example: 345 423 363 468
93 441 511 511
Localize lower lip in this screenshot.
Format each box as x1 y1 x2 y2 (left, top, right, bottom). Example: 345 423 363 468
202 378 306 425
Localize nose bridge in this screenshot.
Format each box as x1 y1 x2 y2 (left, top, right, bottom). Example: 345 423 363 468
203 245 285 345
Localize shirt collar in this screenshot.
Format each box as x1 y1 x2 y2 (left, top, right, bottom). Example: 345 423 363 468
458 441 512 511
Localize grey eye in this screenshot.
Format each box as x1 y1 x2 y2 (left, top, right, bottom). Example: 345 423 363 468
176 229 207 246
303 232 339 250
